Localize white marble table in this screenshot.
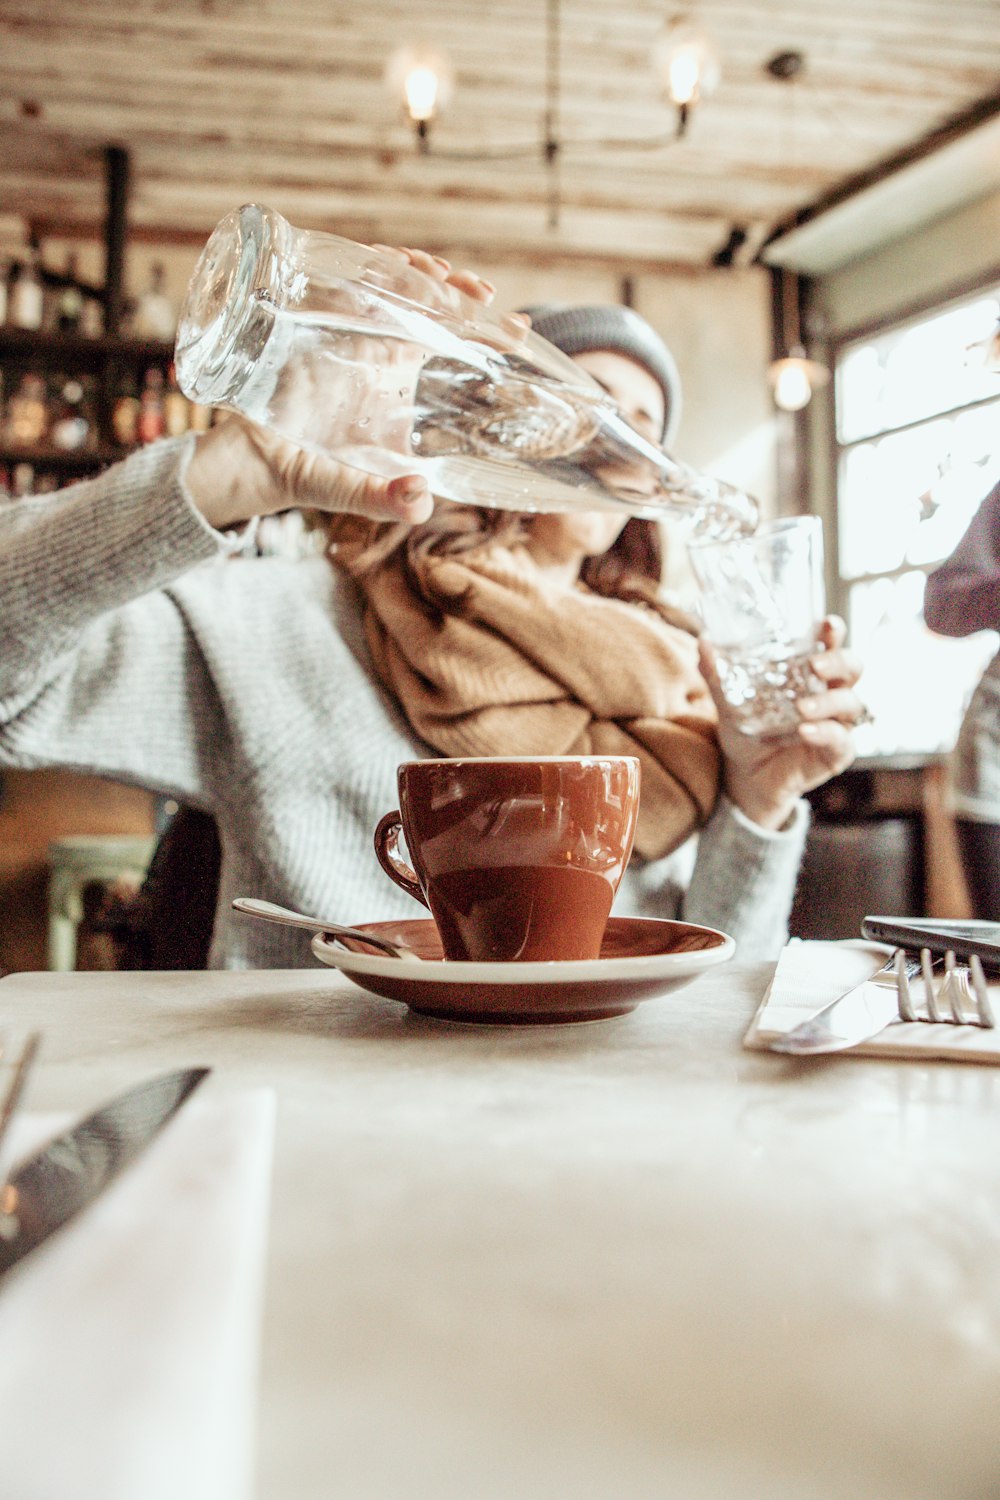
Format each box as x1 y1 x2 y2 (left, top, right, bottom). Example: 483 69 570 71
3 960 1000 1500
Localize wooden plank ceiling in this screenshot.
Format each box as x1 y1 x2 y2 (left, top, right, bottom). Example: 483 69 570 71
1 0 999 268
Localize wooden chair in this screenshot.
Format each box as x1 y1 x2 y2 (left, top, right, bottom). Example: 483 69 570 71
86 806 222 969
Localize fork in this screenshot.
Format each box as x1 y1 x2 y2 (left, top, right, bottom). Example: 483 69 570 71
894 949 995 1028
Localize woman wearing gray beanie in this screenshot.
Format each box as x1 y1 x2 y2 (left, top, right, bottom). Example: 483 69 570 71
519 303 683 598
513 300 866 862
320 300 866 961
521 303 683 446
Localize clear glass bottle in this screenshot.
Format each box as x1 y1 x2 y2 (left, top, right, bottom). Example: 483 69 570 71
57 252 84 333
9 251 44 331
2 372 49 448
80 294 104 338
137 367 166 443
135 262 176 341
112 372 141 447
175 204 757 539
50 377 91 451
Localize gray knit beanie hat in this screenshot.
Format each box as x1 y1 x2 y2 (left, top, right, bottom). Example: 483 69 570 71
522 303 682 446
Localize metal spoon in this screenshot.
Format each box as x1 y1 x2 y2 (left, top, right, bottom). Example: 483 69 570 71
232 897 419 960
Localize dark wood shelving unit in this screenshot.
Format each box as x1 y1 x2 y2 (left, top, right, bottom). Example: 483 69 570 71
0 144 168 975
0 443 132 474
1 147 180 482
0 327 177 474
0 327 174 365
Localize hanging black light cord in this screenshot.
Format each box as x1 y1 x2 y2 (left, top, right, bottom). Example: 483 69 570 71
415 0 685 196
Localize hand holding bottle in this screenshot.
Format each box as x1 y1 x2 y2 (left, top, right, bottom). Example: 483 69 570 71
177 205 756 534
183 246 497 531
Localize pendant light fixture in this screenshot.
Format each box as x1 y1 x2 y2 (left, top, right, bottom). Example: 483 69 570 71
765 52 830 412
384 5 720 225
653 15 721 137
769 268 830 412
384 44 454 152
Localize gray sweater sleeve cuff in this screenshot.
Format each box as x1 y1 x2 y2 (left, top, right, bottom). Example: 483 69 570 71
684 794 810 961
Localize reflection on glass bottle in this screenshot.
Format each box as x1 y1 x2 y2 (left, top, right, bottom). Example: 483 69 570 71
135 262 176 341
80 296 104 338
12 462 35 498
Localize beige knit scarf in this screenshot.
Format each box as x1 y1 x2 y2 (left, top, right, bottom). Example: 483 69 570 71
338 542 720 860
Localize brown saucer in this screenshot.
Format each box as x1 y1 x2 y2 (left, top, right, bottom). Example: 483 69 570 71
311 916 734 1025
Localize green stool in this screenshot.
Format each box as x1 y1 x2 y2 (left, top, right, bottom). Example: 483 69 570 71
47 834 157 972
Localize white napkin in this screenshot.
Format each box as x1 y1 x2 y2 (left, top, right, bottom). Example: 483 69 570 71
0 1087 275 1500
744 940 1000 1064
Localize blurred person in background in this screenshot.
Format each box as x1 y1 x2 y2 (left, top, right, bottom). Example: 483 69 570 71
924 475 1000 919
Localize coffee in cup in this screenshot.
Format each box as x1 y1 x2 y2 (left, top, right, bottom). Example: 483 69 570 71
373 756 640 963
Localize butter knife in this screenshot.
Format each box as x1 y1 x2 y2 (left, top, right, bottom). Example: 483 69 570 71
0 1067 210 1278
770 950 922 1056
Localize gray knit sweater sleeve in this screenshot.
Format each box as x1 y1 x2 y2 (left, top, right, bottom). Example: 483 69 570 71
0 436 241 802
622 795 809 961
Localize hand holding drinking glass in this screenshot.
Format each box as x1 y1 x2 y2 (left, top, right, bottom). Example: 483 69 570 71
700 613 867 829
689 515 870 830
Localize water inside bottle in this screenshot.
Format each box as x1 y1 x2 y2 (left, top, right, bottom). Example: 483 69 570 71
233 301 758 539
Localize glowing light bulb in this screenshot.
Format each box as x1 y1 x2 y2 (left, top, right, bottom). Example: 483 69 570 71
768 345 830 412
385 44 454 136
654 16 721 130
772 357 814 412
404 65 441 123
668 47 701 107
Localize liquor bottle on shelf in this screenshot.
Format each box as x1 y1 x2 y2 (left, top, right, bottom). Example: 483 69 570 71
79 297 104 338
112 372 141 447
163 364 190 437
137 366 166 444
2 372 49 448
8 250 44 331
50 377 93 451
12 462 36 498
56 252 84 334
134 262 176 341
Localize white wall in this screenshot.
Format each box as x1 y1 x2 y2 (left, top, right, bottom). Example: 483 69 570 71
817 187 1000 340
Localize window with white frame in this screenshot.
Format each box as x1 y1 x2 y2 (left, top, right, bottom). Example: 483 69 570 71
836 286 1000 756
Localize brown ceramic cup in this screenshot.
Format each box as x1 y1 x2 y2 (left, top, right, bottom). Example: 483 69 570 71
373 756 641 963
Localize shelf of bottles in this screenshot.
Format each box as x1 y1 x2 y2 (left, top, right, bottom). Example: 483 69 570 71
0 253 211 501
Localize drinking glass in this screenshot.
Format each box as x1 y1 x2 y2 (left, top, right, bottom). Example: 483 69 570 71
688 515 826 737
